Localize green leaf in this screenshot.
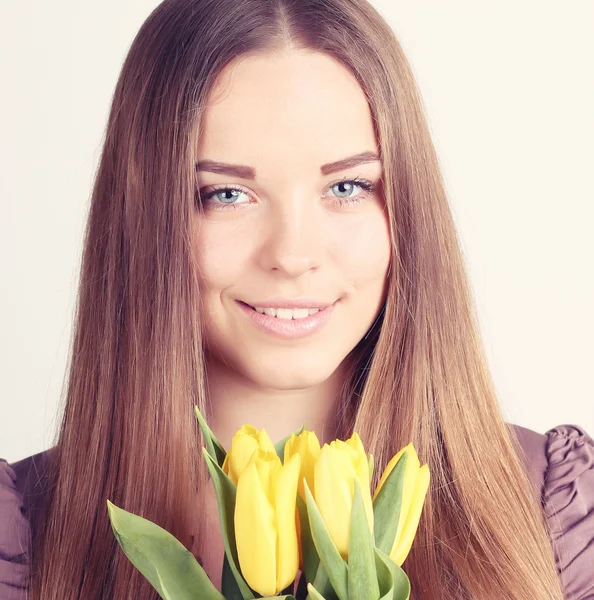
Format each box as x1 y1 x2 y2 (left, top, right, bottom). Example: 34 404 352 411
348 478 380 600
155 570 172 600
368 454 374 485
221 552 246 600
202 450 255 599
274 424 307 462
372 451 408 556
296 493 320 585
107 500 224 600
306 562 338 600
374 547 410 600
373 547 393 600
305 583 328 600
194 404 227 466
303 479 348 600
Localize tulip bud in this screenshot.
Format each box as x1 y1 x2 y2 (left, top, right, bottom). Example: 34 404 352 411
234 448 302 596
284 429 322 570
373 442 430 566
284 429 321 501
314 432 374 559
222 424 276 485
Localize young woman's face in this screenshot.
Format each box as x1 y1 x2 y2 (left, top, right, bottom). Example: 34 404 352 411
193 49 391 390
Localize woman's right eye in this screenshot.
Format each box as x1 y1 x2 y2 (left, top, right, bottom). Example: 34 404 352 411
199 186 253 211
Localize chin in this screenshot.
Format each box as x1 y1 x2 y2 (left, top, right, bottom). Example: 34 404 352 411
241 354 344 391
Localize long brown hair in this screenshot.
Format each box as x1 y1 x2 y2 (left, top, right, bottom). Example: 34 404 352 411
29 0 564 598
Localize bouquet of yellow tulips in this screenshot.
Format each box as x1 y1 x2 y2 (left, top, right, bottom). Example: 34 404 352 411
107 406 430 600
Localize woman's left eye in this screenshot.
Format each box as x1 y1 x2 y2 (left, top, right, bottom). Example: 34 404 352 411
324 177 376 207
198 177 376 211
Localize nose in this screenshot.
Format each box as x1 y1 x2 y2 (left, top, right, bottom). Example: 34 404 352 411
258 193 323 278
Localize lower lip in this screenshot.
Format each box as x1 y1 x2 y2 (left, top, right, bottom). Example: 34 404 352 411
236 300 337 339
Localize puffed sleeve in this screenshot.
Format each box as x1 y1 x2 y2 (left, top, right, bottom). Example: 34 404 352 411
0 458 30 598
543 425 594 599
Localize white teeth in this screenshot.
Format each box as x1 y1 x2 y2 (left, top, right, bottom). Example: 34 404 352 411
253 307 321 319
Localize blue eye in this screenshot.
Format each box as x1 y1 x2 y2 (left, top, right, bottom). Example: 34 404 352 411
203 187 247 208
326 178 375 207
198 176 376 211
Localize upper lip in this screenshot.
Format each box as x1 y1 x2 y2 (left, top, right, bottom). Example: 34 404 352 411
239 298 337 309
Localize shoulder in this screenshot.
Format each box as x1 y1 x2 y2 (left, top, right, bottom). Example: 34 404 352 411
0 447 56 596
509 423 594 599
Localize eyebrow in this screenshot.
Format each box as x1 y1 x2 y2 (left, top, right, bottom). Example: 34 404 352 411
195 150 380 179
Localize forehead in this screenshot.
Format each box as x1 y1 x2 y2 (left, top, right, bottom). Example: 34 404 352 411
196 50 378 173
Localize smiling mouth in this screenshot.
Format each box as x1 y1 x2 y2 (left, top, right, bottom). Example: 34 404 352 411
238 301 326 320
236 298 336 338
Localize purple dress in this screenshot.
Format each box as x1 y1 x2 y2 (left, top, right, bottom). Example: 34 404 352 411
1 423 593 598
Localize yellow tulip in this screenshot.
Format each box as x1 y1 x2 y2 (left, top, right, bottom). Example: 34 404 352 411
234 448 302 596
222 424 276 485
373 442 430 566
314 432 374 559
283 429 321 501
284 430 322 570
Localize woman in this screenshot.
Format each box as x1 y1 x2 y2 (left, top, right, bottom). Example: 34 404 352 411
1 0 592 598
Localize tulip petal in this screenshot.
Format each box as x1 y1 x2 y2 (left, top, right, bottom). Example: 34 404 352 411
226 433 259 485
254 450 281 506
274 452 302 591
345 432 366 456
284 431 321 503
257 427 277 453
330 435 374 541
315 445 354 558
235 459 277 596
274 424 306 461
390 463 430 567
224 425 278 486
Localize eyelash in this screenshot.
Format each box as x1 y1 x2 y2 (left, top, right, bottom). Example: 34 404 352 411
198 176 376 211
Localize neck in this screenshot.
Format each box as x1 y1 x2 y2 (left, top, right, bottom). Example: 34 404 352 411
204 355 348 451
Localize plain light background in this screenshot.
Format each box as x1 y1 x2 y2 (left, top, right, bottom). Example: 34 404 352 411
1 1 592 464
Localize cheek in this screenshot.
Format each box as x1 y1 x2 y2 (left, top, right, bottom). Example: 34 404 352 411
332 210 391 285
193 222 250 292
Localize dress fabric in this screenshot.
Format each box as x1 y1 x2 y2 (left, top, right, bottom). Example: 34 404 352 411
543 426 594 599
0 456 30 597
1 424 593 599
